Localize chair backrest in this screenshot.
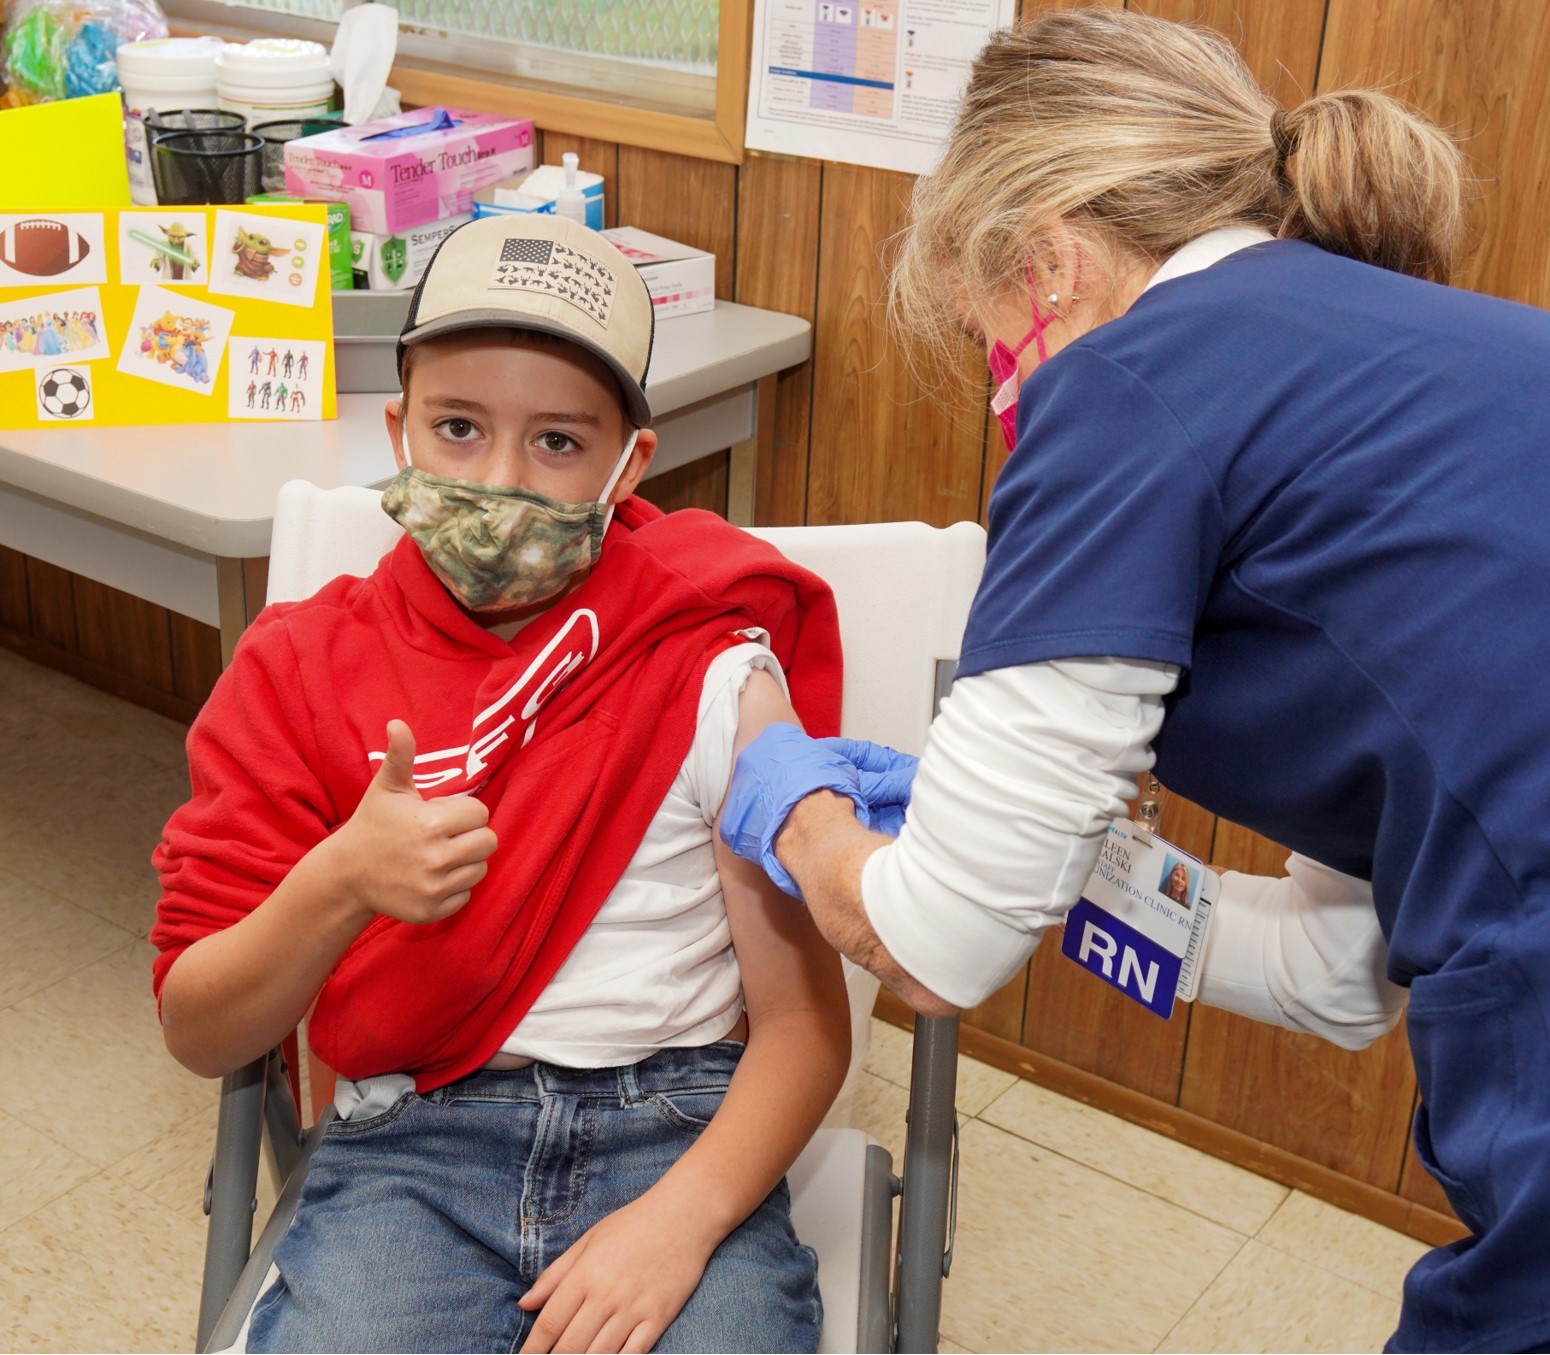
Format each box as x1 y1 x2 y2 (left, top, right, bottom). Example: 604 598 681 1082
746 521 986 753
267 480 401 604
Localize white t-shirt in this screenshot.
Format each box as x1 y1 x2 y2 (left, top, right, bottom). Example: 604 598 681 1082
496 639 785 1067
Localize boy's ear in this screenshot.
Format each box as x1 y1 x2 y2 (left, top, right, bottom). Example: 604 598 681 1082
384 397 408 471
611 426 658 503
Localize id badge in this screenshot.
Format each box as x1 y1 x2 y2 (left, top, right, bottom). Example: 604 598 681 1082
1060 820 1217 1019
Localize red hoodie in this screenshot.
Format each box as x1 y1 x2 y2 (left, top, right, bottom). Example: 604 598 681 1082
152 498 842 1091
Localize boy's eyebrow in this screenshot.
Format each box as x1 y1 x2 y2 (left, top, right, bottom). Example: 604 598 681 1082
419 396 603 427
529 409 603 427
421 395 491 415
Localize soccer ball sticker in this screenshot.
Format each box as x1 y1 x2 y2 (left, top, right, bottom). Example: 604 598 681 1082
37 366 92 420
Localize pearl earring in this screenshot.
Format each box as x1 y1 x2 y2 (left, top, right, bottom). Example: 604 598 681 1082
1048 293 1059 304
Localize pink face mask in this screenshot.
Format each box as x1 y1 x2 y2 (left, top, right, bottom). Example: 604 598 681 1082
987 274 1052 452
987 254 1084 452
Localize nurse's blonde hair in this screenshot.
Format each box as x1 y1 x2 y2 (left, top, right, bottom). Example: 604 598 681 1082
890 8 1469 364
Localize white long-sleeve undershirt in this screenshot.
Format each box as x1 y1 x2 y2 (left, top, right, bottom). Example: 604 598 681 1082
859 659 1407 1047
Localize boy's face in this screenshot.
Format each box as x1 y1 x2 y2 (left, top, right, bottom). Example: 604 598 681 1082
384 328 655 504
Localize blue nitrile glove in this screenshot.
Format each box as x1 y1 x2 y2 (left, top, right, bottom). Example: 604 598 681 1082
817 737 919 839
719 723 872 899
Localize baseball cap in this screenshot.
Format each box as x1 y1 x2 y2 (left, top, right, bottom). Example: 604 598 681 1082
397 214 655 426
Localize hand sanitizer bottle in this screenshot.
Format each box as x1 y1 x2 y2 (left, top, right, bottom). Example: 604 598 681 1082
556 152 588 225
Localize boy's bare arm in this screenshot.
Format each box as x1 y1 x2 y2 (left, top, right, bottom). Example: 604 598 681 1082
159 721 497 1078
518 669 851 1354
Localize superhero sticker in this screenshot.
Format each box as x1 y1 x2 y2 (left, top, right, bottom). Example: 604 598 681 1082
229 336 325 421
116 285 235 397
0 287 109 372
118 209 209 288
208 209 327 309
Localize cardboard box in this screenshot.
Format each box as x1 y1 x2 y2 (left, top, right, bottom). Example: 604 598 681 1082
349 212 472 291
598 226 715 318
284 106 535 235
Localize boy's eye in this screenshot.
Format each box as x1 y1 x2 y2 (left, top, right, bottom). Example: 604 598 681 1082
538 431 581 455
435 418 479 442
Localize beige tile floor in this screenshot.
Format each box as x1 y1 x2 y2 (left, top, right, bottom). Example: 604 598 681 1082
0 647 1429 1353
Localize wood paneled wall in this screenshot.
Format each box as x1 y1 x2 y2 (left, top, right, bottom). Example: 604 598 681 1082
6 0 1546 1240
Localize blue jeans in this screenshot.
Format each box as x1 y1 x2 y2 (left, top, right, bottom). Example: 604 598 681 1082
247 1043 822 1353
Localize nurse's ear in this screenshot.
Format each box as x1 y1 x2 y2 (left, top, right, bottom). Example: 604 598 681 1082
384 396 408 472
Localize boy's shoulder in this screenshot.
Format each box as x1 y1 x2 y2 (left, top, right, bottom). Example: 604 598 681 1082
240 549 400 666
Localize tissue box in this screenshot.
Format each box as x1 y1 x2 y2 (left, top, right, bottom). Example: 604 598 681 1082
349 212 473 290
501 165 606 231
284 107 536 235
599 227 715 318
472 194 556 221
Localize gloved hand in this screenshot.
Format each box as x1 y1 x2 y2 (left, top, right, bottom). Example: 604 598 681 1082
817 737 919 838
719 723 871 899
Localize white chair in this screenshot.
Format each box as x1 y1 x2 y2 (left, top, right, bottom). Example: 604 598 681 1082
197 480 986 1354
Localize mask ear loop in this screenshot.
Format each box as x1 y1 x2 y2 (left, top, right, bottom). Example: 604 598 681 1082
400 412 417 469
599 428 641 528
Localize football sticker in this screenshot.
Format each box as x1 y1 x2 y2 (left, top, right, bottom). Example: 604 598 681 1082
0 214 108 286
0 287 111 372
36 366 93 421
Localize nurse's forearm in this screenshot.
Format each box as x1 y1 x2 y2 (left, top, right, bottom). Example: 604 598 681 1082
779 791 961 1018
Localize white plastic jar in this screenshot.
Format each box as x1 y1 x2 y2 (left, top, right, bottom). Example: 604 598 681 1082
216 39 334 129
116 36 226 205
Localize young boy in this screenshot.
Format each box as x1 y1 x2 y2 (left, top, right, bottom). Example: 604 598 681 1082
152 215 855 1354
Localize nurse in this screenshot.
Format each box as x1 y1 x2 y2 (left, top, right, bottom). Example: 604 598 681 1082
719 9 1550 1352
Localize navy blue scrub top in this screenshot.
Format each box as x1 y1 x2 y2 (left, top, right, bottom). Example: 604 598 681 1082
958 239 1550 983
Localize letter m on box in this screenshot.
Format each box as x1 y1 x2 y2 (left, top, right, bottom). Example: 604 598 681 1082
1060 899 1181 1019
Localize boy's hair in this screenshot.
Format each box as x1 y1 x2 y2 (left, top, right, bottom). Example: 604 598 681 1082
397 214 655 426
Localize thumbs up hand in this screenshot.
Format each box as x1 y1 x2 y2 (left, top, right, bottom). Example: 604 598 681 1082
333 720 498 925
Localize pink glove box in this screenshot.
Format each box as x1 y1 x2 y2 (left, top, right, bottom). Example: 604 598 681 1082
284 106 536 235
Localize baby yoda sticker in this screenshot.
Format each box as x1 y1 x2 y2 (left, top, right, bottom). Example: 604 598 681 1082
118 210 208 287
208 210 327 309
116 285 235 396
228 335 326 421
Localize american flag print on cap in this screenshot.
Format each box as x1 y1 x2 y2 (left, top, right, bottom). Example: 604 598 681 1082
490 238 615 326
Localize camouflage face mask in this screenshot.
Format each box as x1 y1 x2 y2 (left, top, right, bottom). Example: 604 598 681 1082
383 430 638 614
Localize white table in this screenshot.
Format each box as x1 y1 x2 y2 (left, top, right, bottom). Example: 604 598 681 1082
0 301 810 662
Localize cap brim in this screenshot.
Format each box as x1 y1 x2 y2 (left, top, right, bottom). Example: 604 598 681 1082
399 311 653 427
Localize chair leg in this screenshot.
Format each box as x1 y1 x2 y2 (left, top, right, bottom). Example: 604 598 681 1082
263 1047 304 1187
197 1057 267 1353
893 1015 960 1353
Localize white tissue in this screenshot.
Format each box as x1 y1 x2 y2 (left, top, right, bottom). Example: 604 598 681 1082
330 4 402 125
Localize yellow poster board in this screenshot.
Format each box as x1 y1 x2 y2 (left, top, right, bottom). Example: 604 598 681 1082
0 202 337 429
0 96 131 211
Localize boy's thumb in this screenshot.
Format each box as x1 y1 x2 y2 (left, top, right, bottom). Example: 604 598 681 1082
374 720 420 794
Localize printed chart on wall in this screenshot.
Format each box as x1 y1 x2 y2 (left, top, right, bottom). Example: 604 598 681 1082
0 203 335 430
745 0 1015 176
